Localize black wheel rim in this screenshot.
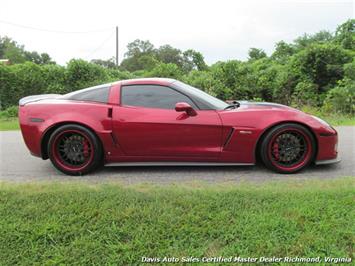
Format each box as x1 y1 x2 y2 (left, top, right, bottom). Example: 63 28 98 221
269 130 310 169
53 130 93 169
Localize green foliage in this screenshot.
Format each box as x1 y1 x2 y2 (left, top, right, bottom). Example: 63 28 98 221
0 36 55 64
41 64 66 94
120 40 208 73
156 44 183 67
294 31 334 49
120 39 157 71
343 59 355 79
0 62 47 108
291 44 352 91
65 59 109 90
292 81 319 107
147 63 183 79
0 105 18 118
301 105 355 126
271 41 295 63
334 19 355 50
0 59 131 109
125 39 155 57
0 179 354 264
91 58 116 68
248 48 267 60
183 70 229 98
0 20 354 115
323 79 355 114
120 54 158 72
182 49 208 72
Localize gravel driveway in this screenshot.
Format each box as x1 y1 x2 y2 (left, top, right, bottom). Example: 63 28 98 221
0 126 354 183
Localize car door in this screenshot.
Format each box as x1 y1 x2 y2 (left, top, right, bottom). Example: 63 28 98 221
111 84 223 159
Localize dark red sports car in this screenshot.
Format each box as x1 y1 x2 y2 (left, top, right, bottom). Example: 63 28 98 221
19 78 339 175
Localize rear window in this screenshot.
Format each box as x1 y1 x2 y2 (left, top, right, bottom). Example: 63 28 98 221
63 85 111 103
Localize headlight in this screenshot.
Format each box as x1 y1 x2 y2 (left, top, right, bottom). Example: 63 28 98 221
311 115 332 129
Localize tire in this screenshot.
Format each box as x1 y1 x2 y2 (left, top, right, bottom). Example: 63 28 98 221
47 124 103 175
260 123 316 174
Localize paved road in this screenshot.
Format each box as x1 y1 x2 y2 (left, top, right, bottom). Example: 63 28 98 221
0 127 354 183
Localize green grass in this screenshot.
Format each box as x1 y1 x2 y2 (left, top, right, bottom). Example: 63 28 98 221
0 178 354 265
301 106 355 126
0 118 19 131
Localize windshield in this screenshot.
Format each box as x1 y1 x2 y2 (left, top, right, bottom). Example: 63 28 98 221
173 81 228 110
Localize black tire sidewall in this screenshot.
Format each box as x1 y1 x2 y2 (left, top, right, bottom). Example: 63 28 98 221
260 123 316 174
47 124 102 175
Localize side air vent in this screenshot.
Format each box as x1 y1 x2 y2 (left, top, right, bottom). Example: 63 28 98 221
107 108 113 118
223 128 235 148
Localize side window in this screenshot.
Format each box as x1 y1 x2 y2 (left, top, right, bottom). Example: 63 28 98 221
66 86 110 103
121 85 198 109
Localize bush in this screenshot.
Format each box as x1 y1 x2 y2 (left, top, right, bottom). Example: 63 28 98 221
323 79 355 114
0 64 15 109
183 70 231 99
0 105 18 118
42 64 66 93
0 59 134 109
146 63 183 79
65 59 109 90
291 44 352 91
0 62 46 109
291 81 319 107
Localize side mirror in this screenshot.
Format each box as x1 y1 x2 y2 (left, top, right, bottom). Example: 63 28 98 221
175 102 197 116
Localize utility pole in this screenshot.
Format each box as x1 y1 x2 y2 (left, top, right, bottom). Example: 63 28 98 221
115 26 119 66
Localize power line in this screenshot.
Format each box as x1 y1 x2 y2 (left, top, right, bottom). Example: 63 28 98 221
86 30 115 59
0 19 111 34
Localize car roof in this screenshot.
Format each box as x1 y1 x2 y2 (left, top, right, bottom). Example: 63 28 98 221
118 78 176 86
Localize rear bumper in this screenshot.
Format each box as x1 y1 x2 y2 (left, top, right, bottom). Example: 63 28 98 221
315 156 341 165
19 106 43 157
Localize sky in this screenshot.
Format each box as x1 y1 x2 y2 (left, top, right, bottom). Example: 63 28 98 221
0 0 354 65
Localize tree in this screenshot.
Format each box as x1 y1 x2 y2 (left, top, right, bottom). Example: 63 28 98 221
323 80 355 114
156 45 183 67
24 51 55 64
271 41 295 62
0 36 26 63
147 63 183 79
334 19 355 50
294 31 334 49
125 39 155 58
291 44 352 92
182 49 208 72
65 59 109 90
248 48 267 60
91 58 116 68
120 39 157 71
0 36 55 64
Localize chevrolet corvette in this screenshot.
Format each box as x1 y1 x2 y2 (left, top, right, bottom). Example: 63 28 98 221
19 78 339 175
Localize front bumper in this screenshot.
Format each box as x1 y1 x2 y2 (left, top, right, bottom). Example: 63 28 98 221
315 156 341 165
316 128 339 162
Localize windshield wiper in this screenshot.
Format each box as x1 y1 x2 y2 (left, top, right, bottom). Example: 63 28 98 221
224 101 240 110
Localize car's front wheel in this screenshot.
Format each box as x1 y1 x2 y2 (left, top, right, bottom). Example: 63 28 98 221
260 123 316 174
47 124 102 175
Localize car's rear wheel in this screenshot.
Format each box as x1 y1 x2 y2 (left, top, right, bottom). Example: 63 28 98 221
48 124 102 175
260 123 316 174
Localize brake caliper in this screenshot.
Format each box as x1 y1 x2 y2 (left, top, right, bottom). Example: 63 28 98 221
83 140 89 157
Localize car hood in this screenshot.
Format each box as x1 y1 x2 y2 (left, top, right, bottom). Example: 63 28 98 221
237 101 298 111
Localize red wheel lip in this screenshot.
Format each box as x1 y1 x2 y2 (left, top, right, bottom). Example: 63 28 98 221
51 129 94 172
267 128 312 172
